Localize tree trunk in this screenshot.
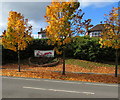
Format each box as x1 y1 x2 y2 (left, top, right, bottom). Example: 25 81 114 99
115 49 118 77
17 50 20 72
62 49 65 75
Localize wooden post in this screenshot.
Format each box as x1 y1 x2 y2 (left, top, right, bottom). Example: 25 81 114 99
17 50 20 72
115 49 118 77
62 48 65 75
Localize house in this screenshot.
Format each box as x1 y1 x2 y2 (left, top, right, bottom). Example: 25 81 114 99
0 35 3 39
38 24 105 38
86 24 105 37
38 28 47 39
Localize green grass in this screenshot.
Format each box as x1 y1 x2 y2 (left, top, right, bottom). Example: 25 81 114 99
65 59 120 69
4 58 120 70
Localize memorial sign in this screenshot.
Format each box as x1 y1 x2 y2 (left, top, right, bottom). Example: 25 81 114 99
34 50 54 57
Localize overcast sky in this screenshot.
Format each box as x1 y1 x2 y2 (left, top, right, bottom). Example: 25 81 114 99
0 0 119 38
1 2 50 37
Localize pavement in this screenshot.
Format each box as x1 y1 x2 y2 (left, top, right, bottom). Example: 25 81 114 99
2 76 119 98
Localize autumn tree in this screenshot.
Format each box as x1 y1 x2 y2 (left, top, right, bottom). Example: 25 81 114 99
45 0 92 75
2 11 32 72
44 0 80 75
99 7 120 77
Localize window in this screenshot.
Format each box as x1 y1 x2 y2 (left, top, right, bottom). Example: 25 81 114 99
90 32 93 37
89 31 101 37
42 34 46 38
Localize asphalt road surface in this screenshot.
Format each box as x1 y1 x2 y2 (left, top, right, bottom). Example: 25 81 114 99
2 76 119 98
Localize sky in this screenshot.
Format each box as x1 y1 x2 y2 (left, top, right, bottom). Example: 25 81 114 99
0 0 119 38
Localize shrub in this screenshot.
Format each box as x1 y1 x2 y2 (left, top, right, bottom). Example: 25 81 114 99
2 39 54 64
72 36 116 62
2 37 119 64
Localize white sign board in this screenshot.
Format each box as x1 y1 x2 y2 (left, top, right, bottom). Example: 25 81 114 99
34 50 54 57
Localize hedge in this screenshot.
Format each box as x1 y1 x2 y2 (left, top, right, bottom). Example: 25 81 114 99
2 36 120 64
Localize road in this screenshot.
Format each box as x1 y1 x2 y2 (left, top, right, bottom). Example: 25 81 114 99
2 76 119 98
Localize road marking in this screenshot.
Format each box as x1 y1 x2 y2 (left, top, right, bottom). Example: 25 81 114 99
43 79 82 84
84 83 118 87
43 80 118 87
23 86 95 95
2 76 118 87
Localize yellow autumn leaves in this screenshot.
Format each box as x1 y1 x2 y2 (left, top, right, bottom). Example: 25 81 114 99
99 7 120 49
45 1 79 54
2 11 32 52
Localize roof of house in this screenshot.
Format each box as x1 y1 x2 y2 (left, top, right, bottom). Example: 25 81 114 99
88 24 105 32
38 29 46 34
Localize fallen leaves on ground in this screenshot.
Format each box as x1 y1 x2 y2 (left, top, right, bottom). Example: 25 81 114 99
2 63 120 74
1 69 119 84
1 62 120 84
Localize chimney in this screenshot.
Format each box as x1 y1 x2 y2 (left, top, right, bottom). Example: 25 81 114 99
40 28 43 32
